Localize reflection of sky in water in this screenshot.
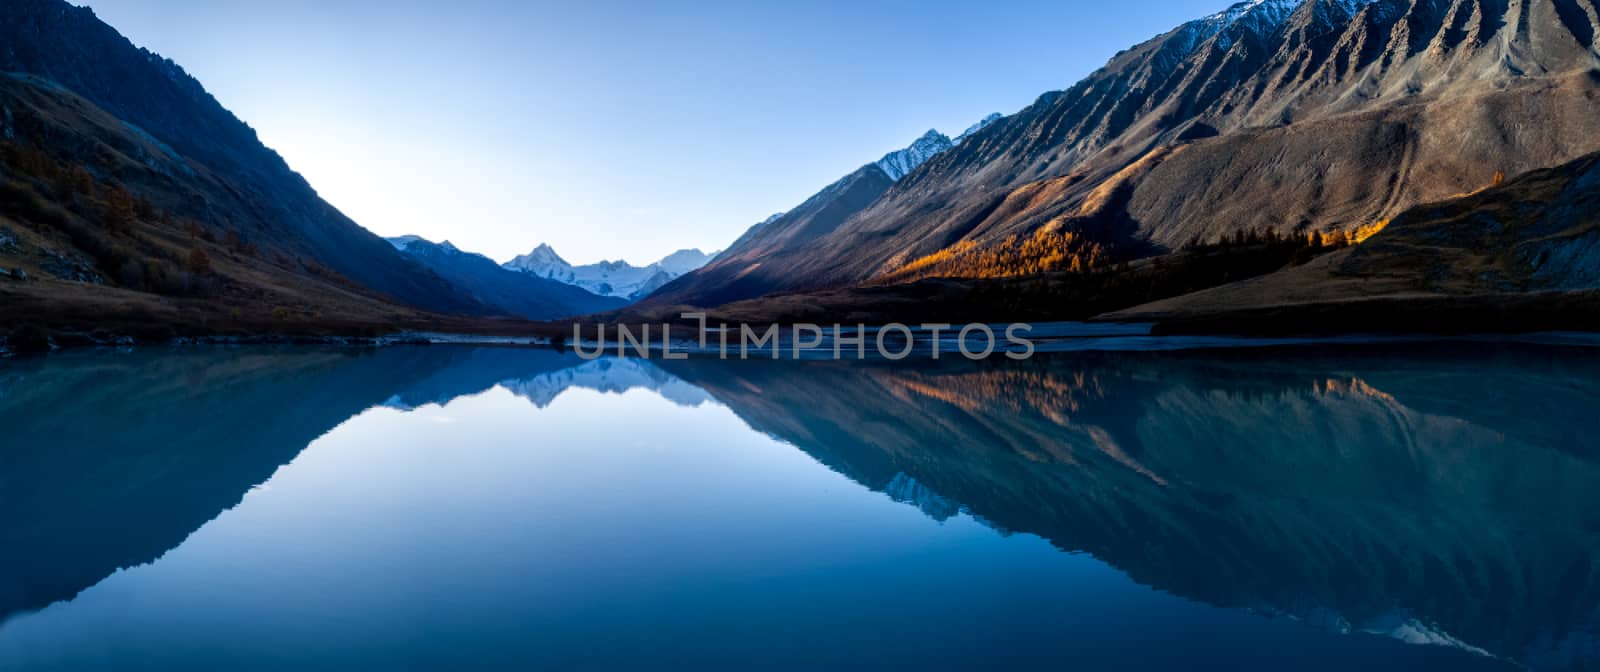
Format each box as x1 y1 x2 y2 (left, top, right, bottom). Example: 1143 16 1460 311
2 345 1590 670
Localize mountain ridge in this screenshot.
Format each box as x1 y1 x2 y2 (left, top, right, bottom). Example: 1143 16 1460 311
503 243 715 301
651 0 1600 310
641 115 1001 307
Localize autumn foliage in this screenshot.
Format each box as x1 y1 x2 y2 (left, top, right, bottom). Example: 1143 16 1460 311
874 227 1111 285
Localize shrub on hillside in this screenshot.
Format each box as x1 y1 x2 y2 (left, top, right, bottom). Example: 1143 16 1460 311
100 183 138 233
185 246 211 274
0 180 71 229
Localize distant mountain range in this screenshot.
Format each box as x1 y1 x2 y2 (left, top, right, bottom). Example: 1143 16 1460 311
385 236 623 319
503 244 716 301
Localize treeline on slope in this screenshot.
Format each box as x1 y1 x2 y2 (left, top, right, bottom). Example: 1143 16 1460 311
695 231 1354 326
0 140 358 298
871 227 1113 285
4 141 217 296
869 221 1356 287
0 136 450 351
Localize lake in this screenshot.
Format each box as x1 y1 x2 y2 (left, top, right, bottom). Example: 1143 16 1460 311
2 341 1598 670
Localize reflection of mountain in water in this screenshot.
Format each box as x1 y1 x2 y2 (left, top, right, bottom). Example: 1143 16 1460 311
658 346 1600 670
380 348 709 410
4 343 1599 669
0 346 704 624
497 358 711 408
0 348 429 622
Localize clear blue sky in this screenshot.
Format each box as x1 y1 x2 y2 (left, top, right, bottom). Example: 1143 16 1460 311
81 0 1228 266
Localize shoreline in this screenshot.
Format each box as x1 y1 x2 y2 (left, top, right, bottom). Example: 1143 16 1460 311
9 320 1600 359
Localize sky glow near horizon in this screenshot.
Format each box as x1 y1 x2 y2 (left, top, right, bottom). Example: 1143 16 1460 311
80 0 1227 266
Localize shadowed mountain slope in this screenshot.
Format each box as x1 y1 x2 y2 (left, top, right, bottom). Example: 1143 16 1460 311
0 0 478 314
387 237 624 320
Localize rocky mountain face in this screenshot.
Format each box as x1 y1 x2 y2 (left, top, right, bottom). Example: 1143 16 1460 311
0 0 482 314
658 0 1600 309
386 236 623 319
1109 147 1600 322
503 244 715 302
643 118 999 307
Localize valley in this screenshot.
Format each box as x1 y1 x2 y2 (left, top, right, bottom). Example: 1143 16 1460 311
6 0 1600 351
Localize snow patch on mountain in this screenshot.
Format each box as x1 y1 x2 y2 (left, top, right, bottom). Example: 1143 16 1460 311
386 235 459 255
502 243 568 278
955 113 1003 143
874 112 1010 181
875 129 954 181
503 244 717 300
656 248 716 275
386 235 425 251
1189 0 1376 51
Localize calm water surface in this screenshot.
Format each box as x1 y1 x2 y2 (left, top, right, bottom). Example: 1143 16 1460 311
2 342 1598 670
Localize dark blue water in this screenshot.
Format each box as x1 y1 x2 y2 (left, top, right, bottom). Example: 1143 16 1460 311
2 343 1598 670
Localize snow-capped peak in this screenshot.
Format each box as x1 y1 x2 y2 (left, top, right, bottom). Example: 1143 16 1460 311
876 129 954 181
955 113 1003 144
386 234 426 251
503 243 572 277
1169 0 1308 57
386 234 458 255
501 243 717 300
1204 0 1295 25
655 248 714 275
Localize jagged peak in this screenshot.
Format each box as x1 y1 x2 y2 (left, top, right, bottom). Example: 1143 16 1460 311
956 113 1004 143
876 129 955 181
386 234 468 257
503 242 572 273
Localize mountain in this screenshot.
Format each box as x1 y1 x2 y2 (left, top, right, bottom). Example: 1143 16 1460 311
954 113 1003 144
654 0 1600 309
502 243 570 279
503 244 716 301
655 248 715 275
386 236 623 320
0 0 481 315
875 130 953 181
497 358 711 408
1107 148 1600 332
642 119 996 308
